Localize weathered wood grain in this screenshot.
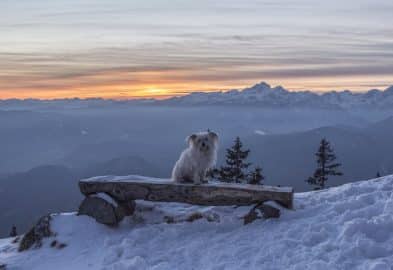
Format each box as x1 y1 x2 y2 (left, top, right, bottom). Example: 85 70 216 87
79 176 294 208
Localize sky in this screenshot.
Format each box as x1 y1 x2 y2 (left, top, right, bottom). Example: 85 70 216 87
1 0 393 99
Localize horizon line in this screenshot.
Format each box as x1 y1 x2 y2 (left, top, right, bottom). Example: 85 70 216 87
0 81 392 102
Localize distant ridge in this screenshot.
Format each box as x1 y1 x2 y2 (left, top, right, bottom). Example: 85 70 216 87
1 82 393 109
160 82 393 109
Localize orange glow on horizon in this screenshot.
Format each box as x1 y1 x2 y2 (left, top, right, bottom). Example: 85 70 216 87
1 70 392 100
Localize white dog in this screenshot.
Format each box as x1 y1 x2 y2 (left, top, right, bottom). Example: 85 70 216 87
172 131 218 184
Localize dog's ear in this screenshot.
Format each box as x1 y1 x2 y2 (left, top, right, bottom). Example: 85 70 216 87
208 131 218 141
186 134 197 145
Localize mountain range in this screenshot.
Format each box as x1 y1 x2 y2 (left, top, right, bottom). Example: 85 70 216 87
1 82 393 110
161 82 393 109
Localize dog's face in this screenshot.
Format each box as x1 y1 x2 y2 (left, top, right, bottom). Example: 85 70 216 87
188 131 218 154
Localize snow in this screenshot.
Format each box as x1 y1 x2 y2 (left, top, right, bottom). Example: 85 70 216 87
159 82 393 109
81 175 294 193
1 176 393 270
83 174 170 183
255 130 267 136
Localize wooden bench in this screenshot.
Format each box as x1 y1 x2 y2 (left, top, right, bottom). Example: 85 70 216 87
78 175 294 226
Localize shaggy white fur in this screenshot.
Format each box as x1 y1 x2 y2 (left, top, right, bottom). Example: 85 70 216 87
172 131 218 184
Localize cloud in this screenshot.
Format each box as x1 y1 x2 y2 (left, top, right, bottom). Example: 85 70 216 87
0 0 393 98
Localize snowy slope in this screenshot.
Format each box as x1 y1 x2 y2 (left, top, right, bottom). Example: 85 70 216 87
1 176 393 270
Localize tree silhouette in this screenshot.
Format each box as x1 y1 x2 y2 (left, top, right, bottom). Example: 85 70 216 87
248 166 264 185
10 225 17 237
219 137 251 183
307 138 343 190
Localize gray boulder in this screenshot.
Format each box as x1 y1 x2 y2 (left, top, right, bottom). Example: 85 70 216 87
78 193 135 226
19 215 52 252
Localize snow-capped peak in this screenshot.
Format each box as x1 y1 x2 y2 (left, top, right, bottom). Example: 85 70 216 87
159 82 393 109
242 82 272 94
384 85 393 93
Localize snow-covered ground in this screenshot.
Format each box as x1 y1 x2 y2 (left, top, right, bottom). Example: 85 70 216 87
1 176 393 270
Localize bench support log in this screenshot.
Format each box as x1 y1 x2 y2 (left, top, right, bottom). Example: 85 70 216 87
78 194 135 226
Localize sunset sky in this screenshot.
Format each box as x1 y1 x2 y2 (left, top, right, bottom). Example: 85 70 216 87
1 0 393 99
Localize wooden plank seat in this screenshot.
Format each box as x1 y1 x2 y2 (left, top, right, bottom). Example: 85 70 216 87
78 175 294 226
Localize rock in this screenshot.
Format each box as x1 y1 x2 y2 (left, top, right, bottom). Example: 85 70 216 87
78 196 118 226
78 194 135 226
57 243 67 249
50 240 58 247
186 212 204 222
164 211 220 224
258 203 281 219
19 215 52 252
0 264 6 270
164 216 175 224
243 201 281 225
12 236 20 244
50 240 67 249
115 200 136 220
243 208 259 225
205 212 220 223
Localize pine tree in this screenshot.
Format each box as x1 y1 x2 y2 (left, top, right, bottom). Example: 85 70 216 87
206 168 220 180
219 137 251 183
10 225 17 237
248 166 264 185
307 138 343 190
376 172 381 178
